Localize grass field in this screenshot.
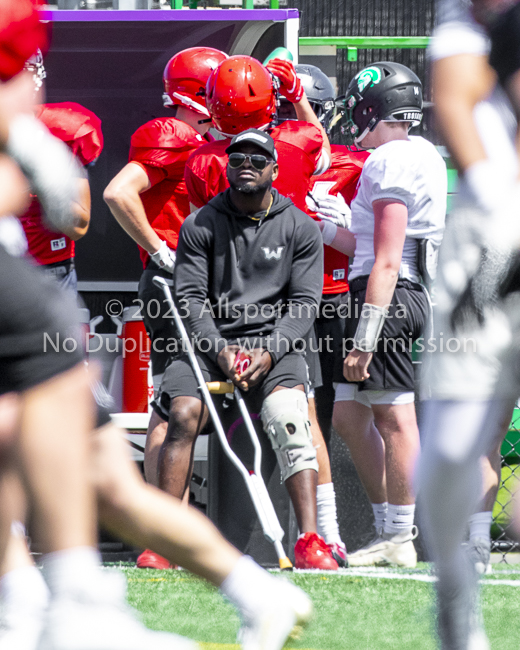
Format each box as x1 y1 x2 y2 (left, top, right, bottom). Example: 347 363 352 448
118 563 520 649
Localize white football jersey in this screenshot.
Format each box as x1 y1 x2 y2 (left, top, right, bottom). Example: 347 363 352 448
350 136 447 282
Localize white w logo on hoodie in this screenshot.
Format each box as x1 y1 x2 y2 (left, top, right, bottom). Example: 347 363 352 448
262 246 285 260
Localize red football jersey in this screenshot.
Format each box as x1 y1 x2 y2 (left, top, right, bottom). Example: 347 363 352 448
307 145 369 295
185 121 323 213
19 102 103 266
129 117 209 268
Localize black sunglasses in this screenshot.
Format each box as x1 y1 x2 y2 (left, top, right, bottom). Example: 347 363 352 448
228 152 274 171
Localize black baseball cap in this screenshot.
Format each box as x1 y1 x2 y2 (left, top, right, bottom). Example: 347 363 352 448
225 128 278 161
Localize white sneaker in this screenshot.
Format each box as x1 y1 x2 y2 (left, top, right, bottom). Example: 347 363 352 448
347 527 418 568
237 578 313 650
37 570 199 650
466 538 491 576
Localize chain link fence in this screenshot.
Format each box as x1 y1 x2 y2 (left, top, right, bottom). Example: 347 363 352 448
492 408 520 561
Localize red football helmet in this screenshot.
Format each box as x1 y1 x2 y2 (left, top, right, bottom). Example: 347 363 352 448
205 55 277 135
163 47 228 117
0 0 49 82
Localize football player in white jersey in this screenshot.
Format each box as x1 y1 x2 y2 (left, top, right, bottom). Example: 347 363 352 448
418 1 520 649
328 62 447 568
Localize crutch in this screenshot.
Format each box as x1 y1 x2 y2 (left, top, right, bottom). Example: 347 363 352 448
153 276 292 570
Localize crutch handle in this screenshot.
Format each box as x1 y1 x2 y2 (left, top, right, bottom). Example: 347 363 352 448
206 381 235 394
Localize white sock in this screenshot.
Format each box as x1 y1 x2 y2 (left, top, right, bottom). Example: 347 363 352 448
384 503 415 536
371 502 388 534
468 511 493 543
40 546 102 597
317 482 342 545
0 565 50 619
220 555 273 620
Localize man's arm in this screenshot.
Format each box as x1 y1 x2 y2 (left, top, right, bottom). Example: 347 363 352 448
0 154 30 217
268 218 323 363
103 161 162 253
174 215 226 363
433 53 495 173
266 59 331 173
294 95 332 171
62 177 90 241
344 200 407 383
318 219 356 256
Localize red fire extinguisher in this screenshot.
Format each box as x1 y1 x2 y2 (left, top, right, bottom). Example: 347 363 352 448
121 305 152 413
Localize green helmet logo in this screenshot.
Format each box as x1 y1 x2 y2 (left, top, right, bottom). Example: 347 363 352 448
356 66 382 93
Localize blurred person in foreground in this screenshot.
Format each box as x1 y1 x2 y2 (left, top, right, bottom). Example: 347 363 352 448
418 1 520 648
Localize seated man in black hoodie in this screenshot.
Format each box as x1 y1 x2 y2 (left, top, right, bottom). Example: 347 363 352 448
153 129 338 570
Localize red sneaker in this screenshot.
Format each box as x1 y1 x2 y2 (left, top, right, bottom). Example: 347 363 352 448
294 532 338 570
328 541 348 568
136 549 174 570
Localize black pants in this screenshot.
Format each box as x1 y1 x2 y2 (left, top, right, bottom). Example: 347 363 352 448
314 292 349 448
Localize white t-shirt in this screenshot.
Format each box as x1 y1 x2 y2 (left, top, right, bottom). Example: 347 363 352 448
349 136 447 282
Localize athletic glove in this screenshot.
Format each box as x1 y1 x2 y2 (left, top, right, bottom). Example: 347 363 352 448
313 193 352 229
265 58 304 103
150 240 176 274
6 114 82 234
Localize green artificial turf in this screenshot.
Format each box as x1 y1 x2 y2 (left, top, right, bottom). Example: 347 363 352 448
116 563 520 650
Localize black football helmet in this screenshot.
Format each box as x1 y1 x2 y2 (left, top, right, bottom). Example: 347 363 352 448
343 61 423 145
277 63 336 133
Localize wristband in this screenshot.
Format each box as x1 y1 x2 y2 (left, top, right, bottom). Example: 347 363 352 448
321 220 337 246
353 303 389 353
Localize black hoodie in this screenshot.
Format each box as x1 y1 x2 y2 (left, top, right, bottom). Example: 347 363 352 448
174 188 323 363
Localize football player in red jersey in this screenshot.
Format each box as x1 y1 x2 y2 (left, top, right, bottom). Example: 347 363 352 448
185 55 331 213
20 54 103 292
104 46 227 569
279 64 370 566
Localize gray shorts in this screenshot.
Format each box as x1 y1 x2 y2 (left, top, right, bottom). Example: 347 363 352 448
154 348 308 421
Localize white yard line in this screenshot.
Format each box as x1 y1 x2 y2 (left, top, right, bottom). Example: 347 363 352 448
289 567 520 586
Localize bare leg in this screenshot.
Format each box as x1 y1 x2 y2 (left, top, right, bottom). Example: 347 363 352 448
93 422 241 586
333 399 387 504
285 469 318 533
158 396 209 500
0 394 21 568
0 470 30 576
478 401 514 512
308 397 331 485
16 363 96 553
372 402 419 507
143 410 167 487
